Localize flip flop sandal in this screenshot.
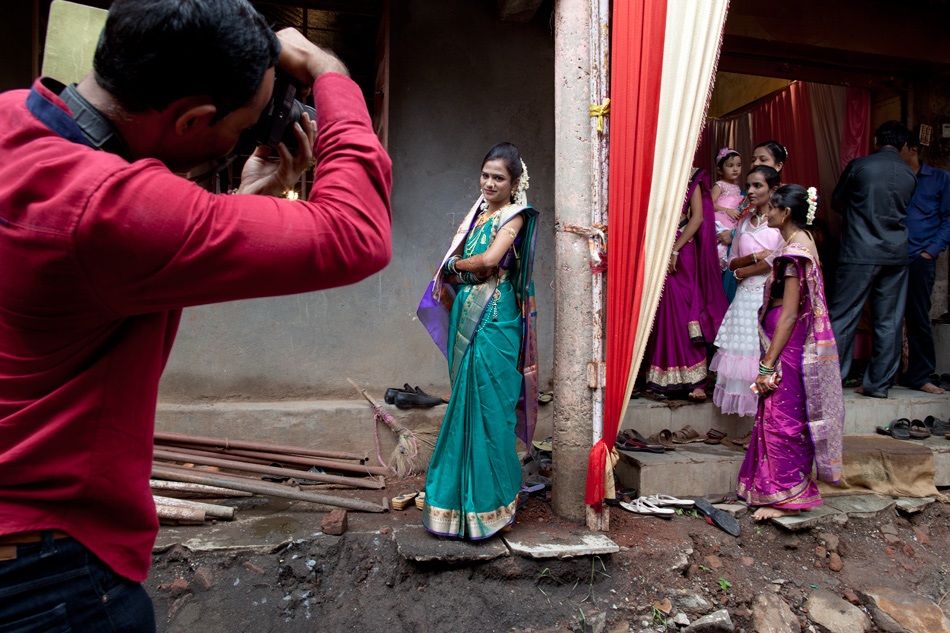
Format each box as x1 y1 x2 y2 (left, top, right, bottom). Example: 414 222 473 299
391 492 418 511
928 416 950 436
646 429 676 451
644 494 694 507
909 420 931 440
705 428 727 445
415 492 426 510
693 497 740 537
671 425 704 444
876 419 911 441
619 497 675 517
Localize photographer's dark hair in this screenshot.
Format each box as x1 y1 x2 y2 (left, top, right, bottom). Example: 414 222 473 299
482 142 523 182
771 184 818 228
748 165 781 190
94 0 281 120
906 129 921 154
754 140 787 168
716 150 741 170
874 120 910 150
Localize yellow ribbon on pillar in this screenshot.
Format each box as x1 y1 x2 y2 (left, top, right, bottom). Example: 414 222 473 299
588 98 610 133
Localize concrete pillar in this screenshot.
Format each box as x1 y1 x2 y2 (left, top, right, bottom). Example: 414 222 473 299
551 0 594 521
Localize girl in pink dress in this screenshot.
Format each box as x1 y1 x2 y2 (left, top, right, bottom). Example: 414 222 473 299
710 165 783 417
711 148 744 271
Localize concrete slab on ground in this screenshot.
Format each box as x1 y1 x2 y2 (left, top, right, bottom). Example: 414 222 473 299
896 496 936 514
771 504 846 531
713 503 747 518
823 494 896 519
392 524 509 562
154 514 317 554
502 531 619 559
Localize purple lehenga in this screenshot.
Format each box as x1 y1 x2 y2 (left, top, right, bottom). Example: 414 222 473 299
645 169 728 392
737 243 844 509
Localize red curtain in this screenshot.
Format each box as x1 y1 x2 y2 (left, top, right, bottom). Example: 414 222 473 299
585 0 667 511
839 87 871 170
751 82 821 192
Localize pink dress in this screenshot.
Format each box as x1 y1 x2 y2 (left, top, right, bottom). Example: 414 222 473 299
710 212 782 417
714 180 743 270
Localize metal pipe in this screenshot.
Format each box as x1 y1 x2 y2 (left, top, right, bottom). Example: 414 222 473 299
151 464 388 513
152 495 236 520
152 448 384 490
155 442 389 476
149 479 252 498
155 503 206 524
153 431 367 462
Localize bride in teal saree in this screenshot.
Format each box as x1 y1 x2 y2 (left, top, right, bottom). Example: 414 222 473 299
416 142 539 539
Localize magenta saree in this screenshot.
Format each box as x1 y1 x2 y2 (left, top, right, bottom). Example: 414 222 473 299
645 169 727 392
737 243 844 508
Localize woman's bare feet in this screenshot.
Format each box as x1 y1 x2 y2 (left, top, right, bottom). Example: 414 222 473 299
688 388 707 402
752 506 800 521
919 382 946 395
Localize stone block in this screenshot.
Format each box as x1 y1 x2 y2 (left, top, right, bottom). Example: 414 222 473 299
502 531 618 559
859 586 950 633
896 496 936 514
320 508 348 536
752 593 800 633
391 524 509 562
805 588 870 633
615 443 745 498
683 608 734 633
771 504 845 531
824 494 895 519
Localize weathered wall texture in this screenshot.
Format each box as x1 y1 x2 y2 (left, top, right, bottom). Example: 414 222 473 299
157 0 556 401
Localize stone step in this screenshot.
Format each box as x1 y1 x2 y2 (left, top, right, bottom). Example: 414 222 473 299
621 385 950 442
154 400 555 466
616 433 950 499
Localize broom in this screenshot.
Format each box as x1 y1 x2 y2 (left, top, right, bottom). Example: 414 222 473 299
347 378 438 477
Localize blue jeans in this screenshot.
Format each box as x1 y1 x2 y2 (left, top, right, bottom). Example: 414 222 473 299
0 532 155 633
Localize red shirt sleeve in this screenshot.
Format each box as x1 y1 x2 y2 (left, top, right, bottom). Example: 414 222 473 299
75 73 392 316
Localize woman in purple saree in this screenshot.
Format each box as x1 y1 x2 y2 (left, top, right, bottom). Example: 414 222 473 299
738 185 844 521
645 169 728 401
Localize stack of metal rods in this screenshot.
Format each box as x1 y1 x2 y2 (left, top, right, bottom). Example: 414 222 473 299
151 431 389 519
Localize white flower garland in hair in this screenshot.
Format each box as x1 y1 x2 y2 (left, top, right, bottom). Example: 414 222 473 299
513 159 530 206
806 187 818 225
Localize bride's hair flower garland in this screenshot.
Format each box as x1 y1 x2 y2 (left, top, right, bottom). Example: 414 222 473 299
513 159 530 207
806 187 818 226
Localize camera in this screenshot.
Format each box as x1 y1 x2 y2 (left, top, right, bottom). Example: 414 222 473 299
243 69 316 153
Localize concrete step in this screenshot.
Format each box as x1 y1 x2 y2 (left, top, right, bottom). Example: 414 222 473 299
621 385 950 442
154 399 555 465
616 433 950 499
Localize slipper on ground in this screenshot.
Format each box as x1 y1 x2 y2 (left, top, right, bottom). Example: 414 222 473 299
693 497 740 537
619 497 674 517
644 494 694 507
876 419 911 441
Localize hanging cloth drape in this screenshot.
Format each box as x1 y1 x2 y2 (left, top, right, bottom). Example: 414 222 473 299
839 87 871 170
586 0 730 512
752 82 822 195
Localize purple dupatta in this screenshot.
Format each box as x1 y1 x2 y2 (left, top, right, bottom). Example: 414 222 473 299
759 242 844 484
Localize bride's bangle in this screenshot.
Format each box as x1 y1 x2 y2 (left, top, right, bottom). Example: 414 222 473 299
752 251 758 263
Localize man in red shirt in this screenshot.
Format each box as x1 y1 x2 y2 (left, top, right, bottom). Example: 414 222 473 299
0 1 392 630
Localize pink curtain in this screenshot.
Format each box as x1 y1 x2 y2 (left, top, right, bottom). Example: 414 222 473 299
839 87 871 170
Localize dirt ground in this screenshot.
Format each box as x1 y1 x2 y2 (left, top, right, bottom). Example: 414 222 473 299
144 474 950 633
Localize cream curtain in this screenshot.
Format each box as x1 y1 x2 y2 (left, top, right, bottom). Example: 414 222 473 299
620 0 731 412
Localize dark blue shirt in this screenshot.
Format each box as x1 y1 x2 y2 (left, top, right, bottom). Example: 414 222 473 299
906 161 950 261
833 146 917 265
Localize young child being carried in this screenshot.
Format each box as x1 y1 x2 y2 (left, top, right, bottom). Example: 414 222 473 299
711 148 744 271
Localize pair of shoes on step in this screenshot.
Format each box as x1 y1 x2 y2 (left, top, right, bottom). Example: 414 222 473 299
384 384 445 408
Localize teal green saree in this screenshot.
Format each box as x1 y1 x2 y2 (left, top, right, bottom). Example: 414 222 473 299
417 201 539 539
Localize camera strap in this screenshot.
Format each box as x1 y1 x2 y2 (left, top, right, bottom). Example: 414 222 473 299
59 83 134 162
